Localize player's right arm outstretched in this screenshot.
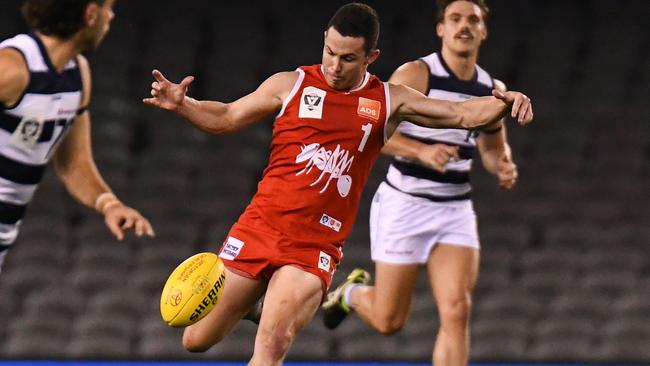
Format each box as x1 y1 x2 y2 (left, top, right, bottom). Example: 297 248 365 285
143 69 297 134
388 83 533 133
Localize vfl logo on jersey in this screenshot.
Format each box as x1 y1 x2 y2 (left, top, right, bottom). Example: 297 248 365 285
299 87 326 119
10 116 44 151
219 236 244 261
296 143 354 197
320 214 342 233
357 97 381 121
318 250 332 272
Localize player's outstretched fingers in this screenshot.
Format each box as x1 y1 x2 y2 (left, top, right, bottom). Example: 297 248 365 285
143 97 157 106
180 76 194 89
152 69 170 83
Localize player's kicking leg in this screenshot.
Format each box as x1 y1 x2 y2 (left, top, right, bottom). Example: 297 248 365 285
182 267 266 352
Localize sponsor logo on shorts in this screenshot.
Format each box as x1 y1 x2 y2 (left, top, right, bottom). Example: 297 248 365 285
320 213 342 232
318 251 331 272
219 236 244 260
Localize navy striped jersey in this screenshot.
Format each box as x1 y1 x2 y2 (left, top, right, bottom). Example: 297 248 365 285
386 52 493 202
0 33 83 247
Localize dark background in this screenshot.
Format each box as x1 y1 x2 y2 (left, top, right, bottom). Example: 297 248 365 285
0 0 648 363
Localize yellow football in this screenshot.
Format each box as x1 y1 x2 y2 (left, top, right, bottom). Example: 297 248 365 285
160 252 226 327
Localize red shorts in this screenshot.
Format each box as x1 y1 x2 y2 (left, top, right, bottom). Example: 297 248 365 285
217 204 343 299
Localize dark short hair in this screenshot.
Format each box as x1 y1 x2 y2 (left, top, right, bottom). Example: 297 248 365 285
436 0 490 23
21 0 104 39
327 2 380 54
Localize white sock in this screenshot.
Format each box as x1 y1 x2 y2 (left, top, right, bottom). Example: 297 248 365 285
343 284 363 308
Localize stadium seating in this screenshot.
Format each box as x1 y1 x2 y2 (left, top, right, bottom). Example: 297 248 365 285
0 0 648 362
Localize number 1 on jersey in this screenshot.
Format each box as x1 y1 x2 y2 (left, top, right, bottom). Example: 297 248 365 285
358 123 372 152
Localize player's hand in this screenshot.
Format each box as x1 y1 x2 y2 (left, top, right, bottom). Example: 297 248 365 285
143 69 194 111
417 143 459 173
104 203 155 241
492 89 533 125
496 153 518 190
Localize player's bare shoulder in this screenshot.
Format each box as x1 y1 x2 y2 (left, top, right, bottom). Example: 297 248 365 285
0 48 30 106
388 59 429 94
260 71 301 104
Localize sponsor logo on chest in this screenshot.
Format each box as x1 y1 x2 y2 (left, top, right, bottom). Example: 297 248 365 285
357 97 381 121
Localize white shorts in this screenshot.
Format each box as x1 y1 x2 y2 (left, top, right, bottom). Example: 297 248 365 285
369 182 479 264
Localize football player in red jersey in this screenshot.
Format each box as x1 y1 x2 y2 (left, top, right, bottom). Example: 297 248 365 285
144 3 532 365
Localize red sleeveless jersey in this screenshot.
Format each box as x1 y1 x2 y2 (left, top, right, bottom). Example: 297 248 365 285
249 64 389 244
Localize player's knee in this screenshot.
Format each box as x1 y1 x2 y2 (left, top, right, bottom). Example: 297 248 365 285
374 313 408 335
182 327 221 353
438 295 472 326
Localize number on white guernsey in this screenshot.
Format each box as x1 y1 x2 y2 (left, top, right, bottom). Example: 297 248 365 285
358 123 372 152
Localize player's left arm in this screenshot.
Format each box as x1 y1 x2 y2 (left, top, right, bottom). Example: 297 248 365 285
53 55 154 240
477 79 518 190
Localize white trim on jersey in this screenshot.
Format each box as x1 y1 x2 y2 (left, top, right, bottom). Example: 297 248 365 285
383 82 391 144
349 72 370 92
0 34 76 72
476 65 492 87
421 52 450 77
277 68 306 119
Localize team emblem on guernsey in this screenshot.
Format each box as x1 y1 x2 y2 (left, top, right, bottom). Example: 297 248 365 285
296 143 354 197
299 87 326 119
357 97 381 121
10 116 44 151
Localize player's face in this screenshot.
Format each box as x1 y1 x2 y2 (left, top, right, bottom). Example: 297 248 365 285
83 0 116 51
437 0 487 57
322 27 380 90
